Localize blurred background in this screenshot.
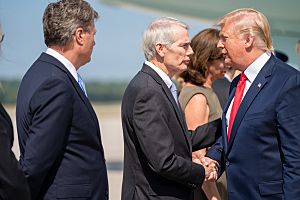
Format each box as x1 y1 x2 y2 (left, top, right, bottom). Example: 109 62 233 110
1 0 299 199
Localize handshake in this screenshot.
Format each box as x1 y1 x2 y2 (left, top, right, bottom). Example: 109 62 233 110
193 155 218 181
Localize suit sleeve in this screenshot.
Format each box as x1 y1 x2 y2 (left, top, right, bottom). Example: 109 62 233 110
132 88 205 188
189 118 222 151
276 74 300 199
20 78 73 199
0 112 31 200
205 135 225 176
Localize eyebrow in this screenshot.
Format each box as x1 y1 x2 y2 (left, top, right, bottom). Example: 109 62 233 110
219 32 228 37
180 41 191 45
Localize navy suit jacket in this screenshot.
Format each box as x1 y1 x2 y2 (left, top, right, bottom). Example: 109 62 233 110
207 55 300 200
16 53 108 200
121 64 221 200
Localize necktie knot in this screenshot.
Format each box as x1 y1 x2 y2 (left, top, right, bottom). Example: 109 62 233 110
170 83 177 93
170 83 179 105
239 72 248 83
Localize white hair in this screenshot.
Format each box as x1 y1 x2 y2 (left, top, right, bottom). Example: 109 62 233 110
142 17 189 61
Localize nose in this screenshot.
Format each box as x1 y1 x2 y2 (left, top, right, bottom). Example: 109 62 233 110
187 45 194 56
217 39 223 48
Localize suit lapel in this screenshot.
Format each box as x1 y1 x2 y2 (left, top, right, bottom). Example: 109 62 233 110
141 64 191 148
39 53 101 137
227 56 275 151
222 89 235 153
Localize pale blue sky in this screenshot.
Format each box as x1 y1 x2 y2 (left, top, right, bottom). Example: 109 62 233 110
0 0 299 82
0 0 208 81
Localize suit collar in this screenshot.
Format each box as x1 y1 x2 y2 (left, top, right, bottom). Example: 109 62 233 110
141 64 192 149
45 48 78 81
144 61 173 88
225 55 276 151
244 52 271 84
38 53 101 139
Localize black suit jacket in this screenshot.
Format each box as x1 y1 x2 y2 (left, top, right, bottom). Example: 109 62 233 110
121 64 221 200
0 103 30 200
212 77 231 109
16 53 108 200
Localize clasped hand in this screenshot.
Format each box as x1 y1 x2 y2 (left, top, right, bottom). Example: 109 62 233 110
193 156 218 181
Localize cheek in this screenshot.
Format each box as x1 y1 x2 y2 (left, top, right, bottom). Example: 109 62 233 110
179 51 187 61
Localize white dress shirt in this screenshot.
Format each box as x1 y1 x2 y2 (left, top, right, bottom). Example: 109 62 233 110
45 48 78 82
225 52 271 132
145 61 173 89
224 73 232 83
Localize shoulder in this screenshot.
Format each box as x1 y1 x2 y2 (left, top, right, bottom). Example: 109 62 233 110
125 70 164 96
189 93 207 105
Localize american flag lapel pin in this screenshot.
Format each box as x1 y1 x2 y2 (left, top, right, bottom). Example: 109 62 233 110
257 83 262 88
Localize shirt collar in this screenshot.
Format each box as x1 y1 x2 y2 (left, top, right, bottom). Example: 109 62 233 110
244 52 271 83
45 48 78 82
145 61 173 89
224 73 232 82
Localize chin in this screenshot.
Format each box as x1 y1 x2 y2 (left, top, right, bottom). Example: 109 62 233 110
225 58 231 65
180 64 188 70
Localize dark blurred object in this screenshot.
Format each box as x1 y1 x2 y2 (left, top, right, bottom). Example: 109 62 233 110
275 50 289 62
0 32 4 43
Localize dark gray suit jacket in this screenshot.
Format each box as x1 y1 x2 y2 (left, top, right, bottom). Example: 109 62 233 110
121 64 221 200
16 53 108 200
212 77 231 109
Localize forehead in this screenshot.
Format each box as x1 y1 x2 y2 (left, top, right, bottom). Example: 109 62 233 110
220 22 235 36
172 25 190 43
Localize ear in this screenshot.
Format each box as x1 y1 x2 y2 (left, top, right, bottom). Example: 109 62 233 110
155 43 165 57
244 34 254 48
74 27 85 45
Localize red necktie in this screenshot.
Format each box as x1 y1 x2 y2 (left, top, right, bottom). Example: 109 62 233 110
227 72 247 141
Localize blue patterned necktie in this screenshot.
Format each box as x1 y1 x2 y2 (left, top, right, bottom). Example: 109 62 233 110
170 82 179 106
77 73 88 97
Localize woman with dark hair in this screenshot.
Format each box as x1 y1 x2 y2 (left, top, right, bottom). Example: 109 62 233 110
0 28 31 200
179 28 226 200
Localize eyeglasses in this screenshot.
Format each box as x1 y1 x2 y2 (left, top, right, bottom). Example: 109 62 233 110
0 32 4 43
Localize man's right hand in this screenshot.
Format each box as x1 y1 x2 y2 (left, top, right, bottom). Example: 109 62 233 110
193 156 218 181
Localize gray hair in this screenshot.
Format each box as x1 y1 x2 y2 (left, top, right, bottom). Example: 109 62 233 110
43 0 98 47
217 8 273 52
142 17 189 61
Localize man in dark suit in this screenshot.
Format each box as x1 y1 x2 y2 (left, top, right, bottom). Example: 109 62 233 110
16 1 108 199
205 8 300 200
0 27 30 200
121 17 220 200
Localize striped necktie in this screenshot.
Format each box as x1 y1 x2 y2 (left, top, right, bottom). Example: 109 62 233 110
170 82 179 106
77 73 88 97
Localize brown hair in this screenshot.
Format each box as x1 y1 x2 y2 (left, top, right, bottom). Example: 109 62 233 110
43 0 98 47
181 28 223 85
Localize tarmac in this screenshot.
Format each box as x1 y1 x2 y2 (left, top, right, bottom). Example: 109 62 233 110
6 103 124 200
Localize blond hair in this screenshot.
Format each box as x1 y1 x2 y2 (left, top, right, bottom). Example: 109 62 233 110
217 8 273 52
